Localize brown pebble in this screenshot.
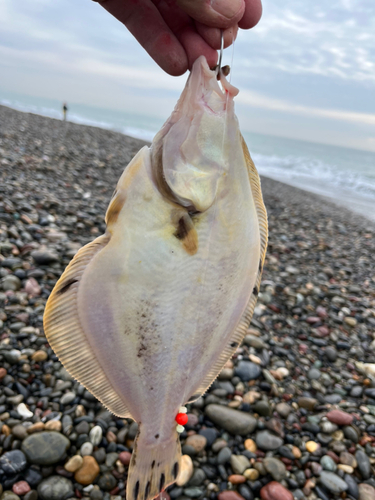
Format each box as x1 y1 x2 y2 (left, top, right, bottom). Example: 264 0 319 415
326 409 353 426
185 434 207 453
31 350 48 362
260 481 294 500
0 368 7 379
27 422 45 433
218 491 245 500
45 420 62 432
244 439 257 453
228 474 246 484
106 430 117 443
118 451 132 466
65 455 84 473
74 455 100 485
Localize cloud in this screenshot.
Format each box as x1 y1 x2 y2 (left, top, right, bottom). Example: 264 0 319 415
238 89 375 125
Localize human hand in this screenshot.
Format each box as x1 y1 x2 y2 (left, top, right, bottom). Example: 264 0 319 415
94 0 262 76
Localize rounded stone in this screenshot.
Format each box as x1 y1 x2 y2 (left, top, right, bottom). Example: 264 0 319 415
243 468 259 481
64 455 83 473
320 455 337 472
319 471 348 493
244 439 257 453
355 450 371 479
12 481 31 496
260 481 293 500
21 432 70 465
218 492 246 500
89 425 103 446
44 420 62 432
118 451 132 466
81 442 94 456
234 361 262 381
31 350 48 362
359 483 375 500
176 455 194 486
97 472 117 491
37 476 74 500
230 455 250 475
60 392 76 406
75 456 100 485
326 410 353 426
263 457 286 481
0 450 27 474
305 441 319 453
185 434 207 453
204 405 257 435
255 431 283 451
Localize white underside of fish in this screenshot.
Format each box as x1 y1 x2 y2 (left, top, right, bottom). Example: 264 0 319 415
44 56 268 500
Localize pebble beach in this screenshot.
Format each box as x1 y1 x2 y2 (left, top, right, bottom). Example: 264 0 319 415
0 103 375 500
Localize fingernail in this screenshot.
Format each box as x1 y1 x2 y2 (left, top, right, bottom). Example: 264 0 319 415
211 0 243 19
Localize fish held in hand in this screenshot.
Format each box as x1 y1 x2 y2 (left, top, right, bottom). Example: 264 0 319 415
44 56 268 500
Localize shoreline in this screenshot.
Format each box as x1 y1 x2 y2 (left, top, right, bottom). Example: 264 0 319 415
1 104 375 500
1 103 374 227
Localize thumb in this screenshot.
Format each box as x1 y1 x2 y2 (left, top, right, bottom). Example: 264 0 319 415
176 0 245 28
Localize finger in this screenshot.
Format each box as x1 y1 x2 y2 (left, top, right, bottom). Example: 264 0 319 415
238 0 262 29
195 24 238 50
100 0 188 75
177 25 218 70
175 0 245 29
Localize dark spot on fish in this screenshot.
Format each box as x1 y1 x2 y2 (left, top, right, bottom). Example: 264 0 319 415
151 460 155 469
160 473 165 492
174 217 189 240
253 286 259 296
134 480 140 500
150 387 154 391
57 278 78 295
187 393 200 403
137 342 147 358
173 462 179 479
230 341 239 348
155 434 159 439
145 481 151 499
173 213 198 256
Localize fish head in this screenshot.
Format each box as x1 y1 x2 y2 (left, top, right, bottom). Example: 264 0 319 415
151 56 240 213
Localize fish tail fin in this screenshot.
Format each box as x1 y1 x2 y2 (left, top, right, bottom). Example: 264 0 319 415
127 424 181 500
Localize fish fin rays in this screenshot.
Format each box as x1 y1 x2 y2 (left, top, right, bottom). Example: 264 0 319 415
187 137 268 401
127 425 181 500
43 234 133 419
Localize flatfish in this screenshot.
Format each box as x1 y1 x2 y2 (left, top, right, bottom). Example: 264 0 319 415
44 55 268 500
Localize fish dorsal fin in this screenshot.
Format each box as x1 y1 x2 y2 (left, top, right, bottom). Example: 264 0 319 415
43 234 132 418
187 136 268 401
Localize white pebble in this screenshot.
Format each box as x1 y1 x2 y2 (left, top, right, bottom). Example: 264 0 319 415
17 403 33 419
81 442 94 456
89 425 103 446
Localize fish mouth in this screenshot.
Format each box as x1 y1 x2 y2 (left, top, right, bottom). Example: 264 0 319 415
150 55 239 214
190 56 239 116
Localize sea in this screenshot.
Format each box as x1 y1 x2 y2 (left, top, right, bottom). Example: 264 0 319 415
1 91 375 224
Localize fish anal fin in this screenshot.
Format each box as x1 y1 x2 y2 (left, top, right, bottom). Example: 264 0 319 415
127 425 181 500
186 137 268 402
43 234 132 418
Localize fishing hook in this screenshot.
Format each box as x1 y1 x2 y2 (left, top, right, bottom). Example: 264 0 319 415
216 29 224 79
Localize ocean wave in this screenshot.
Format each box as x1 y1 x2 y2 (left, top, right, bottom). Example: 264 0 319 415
253 152 375 201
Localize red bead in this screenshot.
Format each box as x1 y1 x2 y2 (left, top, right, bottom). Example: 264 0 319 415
175 413 188 426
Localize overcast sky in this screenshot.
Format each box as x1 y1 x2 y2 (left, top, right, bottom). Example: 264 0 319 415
0 0 374 151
